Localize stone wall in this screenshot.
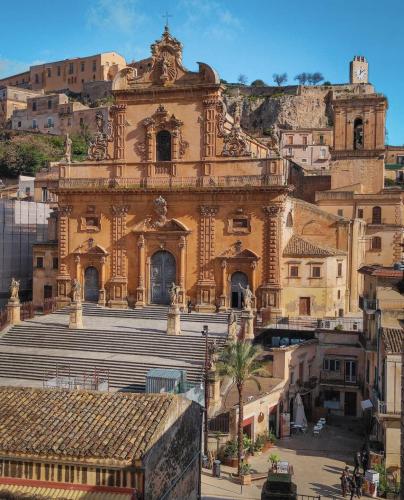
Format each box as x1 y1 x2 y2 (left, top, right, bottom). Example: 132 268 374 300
143 397 201 500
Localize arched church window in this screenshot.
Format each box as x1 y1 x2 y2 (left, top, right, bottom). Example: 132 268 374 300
286 211 293 227
353 118 364 150
156 130 172 161
372 206 382 224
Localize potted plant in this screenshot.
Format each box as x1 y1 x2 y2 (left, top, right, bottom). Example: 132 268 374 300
239 462 252 485
243 434 253 456
269 453 280 472
254 434 265 455
223 440 238 467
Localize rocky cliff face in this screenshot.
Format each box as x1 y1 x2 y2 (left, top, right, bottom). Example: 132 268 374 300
223 83 374 136
224 87 332 136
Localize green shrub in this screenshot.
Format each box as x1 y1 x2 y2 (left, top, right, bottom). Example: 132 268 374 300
240 462 252 475
223 440 238 458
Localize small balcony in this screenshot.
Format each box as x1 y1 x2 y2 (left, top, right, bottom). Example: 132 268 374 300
371 389 400 418
359 296 377 313
320 370 361 388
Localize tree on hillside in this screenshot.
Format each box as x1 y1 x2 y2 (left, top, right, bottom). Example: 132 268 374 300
217 340 264 476
273 73 288 86
294 73 308 85
250 79 268 87
311 72 324 85
238 74 248 85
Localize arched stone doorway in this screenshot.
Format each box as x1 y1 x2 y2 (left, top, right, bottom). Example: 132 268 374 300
150 250 176 304
231 271 248 309
84 266 99 302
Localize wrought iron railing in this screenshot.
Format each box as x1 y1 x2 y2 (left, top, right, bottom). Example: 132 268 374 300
208 412 230 433
20 301 34 321
43 297 58 315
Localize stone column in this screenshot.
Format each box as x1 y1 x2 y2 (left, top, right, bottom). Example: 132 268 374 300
240 309 255 341
69 301 83 329
178 236 186 309
56 205 72 308
261 205 283 319
98 256 106 306
251 260 257 310
135 235 146 308
111 104 127 177
219 259 227 312
196 205 219 312
109 204 129 308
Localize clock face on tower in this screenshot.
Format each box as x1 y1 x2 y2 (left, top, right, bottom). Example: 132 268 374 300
355 66 367 81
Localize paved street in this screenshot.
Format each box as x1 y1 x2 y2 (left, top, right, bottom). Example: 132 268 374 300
202 421 366 499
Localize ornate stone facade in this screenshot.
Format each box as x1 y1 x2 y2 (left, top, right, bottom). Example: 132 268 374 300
39 28 351 318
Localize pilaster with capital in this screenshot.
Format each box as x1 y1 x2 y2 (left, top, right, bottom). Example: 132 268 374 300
135 234 146 308
196 205 219 312
219 259 227 311
57 205 72 305
109 204 129 308
202 95 218 160
111 104 127 177
178 236 186 308
261 204 283 313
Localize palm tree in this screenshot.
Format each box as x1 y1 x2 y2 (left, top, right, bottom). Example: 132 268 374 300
217 340 264 476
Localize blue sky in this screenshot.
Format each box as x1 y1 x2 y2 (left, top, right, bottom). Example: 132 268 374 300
0 0 402 144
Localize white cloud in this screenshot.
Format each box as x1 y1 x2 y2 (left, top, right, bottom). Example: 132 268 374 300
180 0 243 40
0 58 29 78
87 0 146 35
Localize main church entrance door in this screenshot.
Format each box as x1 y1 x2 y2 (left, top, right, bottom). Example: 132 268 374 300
150 251 176 305
84 266 99 302
231 271 248 309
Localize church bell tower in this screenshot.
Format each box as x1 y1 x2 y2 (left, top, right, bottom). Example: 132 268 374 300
350 56 369 84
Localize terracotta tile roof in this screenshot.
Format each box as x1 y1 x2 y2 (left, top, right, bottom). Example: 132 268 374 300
358 265 403 278
0 387 177 463
283 235 345 257
381 328 404 354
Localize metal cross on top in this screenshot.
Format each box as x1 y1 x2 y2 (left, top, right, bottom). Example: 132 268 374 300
162 11 172 29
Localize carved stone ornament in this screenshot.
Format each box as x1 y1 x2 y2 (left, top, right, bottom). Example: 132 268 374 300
137 105 188 161
88 111 113 161
153 195 168 227
150 26 183 84
222 127 251 157
200 205 219 217
216 101 227 138
111 205 129 217
59 205 73 217
263 205 282 217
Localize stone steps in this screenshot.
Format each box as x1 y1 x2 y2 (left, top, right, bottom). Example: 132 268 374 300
2 324 225 363
0 351 204 390
54 303 234 324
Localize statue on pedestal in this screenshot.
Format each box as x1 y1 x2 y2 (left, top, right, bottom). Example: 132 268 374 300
9 277 20 302
71 279 81 303
169 282 180 306
64 133 72 163
227 310 238 340
239 283 253 310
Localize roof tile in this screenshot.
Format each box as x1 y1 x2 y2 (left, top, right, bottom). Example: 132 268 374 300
283 234 345 257
381 328 404 354
0 387 176 463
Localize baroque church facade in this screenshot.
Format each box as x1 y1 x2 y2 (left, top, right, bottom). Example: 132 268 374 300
35 28 390 318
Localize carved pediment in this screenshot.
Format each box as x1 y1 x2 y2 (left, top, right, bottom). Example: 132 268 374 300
73 239 109 255
112 28 220 90
219 241 259 260
133 218 190 233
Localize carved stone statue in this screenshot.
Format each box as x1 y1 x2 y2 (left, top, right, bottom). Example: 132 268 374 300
71 279 82 303
88 111 112 161
239 283 253 310
153 195 168 227
168 282 180 306
9 277 20 301
227 310 238 340
64 133 72 163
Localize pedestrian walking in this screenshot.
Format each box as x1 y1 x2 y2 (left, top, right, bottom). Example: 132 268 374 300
349 476 356 500
353 451 361 474
354 471 363 498
187 299 192 313
340 467 350 497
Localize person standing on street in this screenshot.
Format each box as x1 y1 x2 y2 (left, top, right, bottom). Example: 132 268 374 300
340 467 350 497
